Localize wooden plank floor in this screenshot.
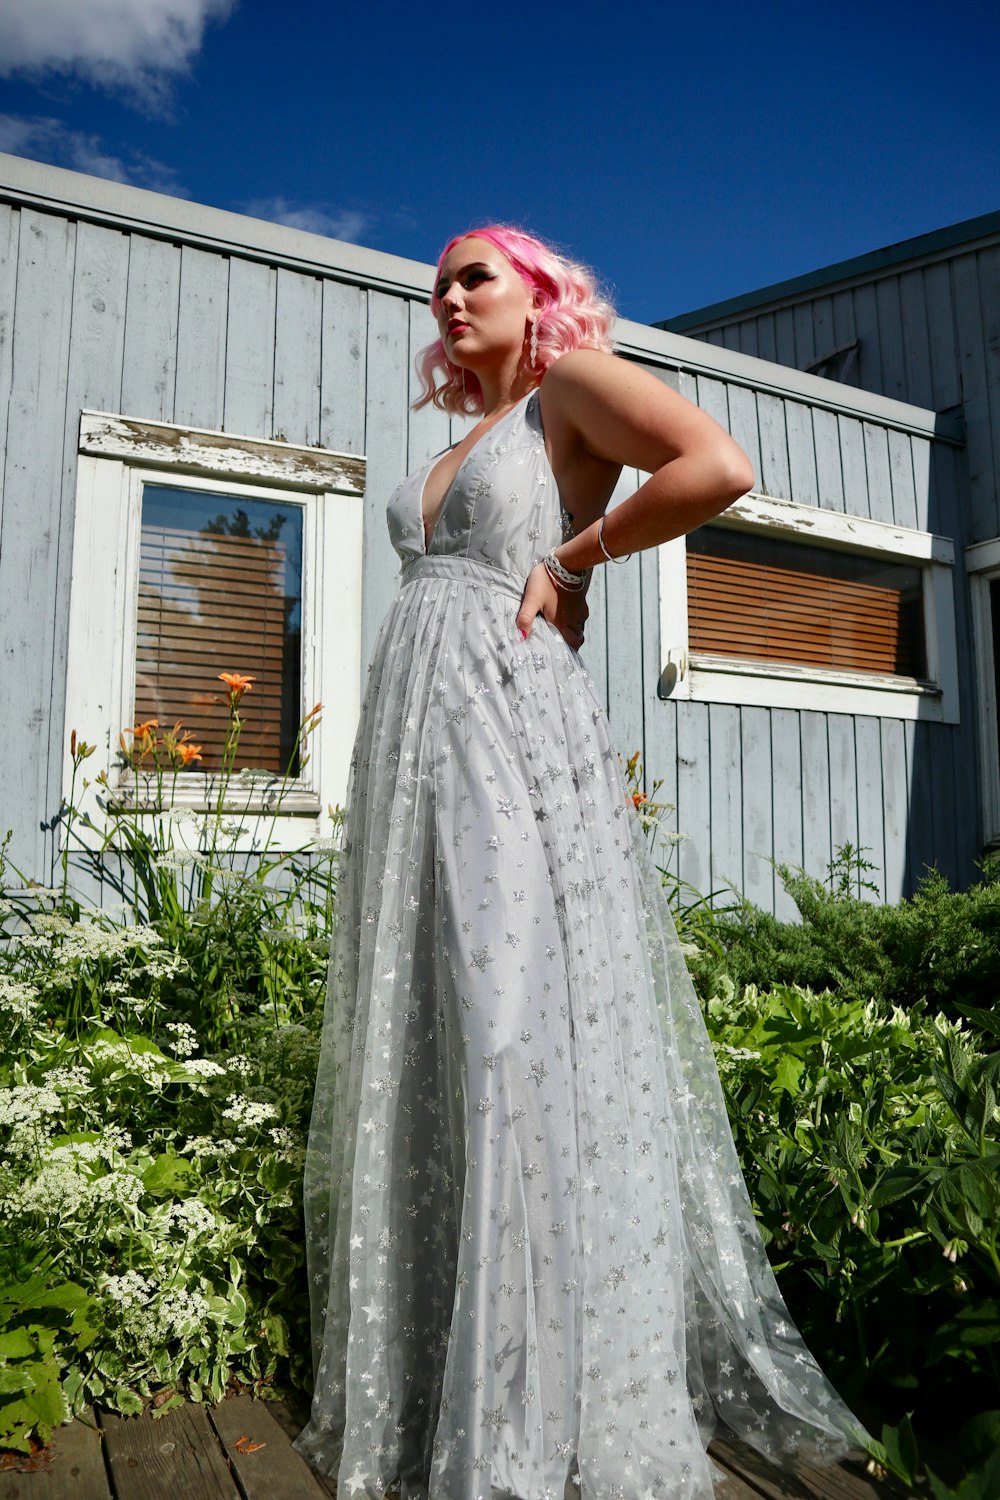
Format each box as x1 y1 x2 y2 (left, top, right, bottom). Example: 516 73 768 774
1 1396 893 1500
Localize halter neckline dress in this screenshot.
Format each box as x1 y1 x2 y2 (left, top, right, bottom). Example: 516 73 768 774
294 389 858 1499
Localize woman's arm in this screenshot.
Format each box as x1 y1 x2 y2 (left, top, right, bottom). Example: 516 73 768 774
517 349 753 641
546 348 754 567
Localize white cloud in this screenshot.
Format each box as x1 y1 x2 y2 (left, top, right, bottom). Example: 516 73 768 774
243 196 371 245
0 114 184 194
0 0 236 106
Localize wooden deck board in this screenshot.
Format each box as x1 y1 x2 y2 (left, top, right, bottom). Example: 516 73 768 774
208 1395 330 1500
99 1404 239 1500
265 1400 338 1497
0 1409 110 1500
710 1437 892 1500
794 1459 894 1500
0 1399 897 1500
708 1450 775 1498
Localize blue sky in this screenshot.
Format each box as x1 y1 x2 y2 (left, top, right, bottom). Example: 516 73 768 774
0 0 997 325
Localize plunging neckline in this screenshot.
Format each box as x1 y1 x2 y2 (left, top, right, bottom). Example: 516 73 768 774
419 392 534 553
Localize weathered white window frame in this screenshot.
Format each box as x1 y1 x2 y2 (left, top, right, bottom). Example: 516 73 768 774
64 412 366 850
658 493 959 722
964 537 1000 845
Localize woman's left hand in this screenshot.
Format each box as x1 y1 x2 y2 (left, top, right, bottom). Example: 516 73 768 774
516 562 589 651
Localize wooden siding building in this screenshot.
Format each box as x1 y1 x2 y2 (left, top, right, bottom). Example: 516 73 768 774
0 152 973 913
662 210 1000 881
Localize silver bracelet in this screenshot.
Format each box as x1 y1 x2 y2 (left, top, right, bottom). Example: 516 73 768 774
598 514 631 565
543 551 589 592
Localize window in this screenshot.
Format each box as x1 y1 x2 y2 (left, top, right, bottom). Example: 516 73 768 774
658 493 958 722
965 538 1000 845
803 340 860 384
136 484 305 775
64 412 366 848
686 527 926 678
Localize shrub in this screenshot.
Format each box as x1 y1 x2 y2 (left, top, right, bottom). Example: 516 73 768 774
691 848 1000 1026
684 849 1000 1496
0 686 336 1450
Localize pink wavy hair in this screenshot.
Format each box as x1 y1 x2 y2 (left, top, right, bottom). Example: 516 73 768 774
413 225 616 417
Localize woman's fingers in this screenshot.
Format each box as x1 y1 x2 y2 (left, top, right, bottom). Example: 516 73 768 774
517 563 593 649
515 564 556 640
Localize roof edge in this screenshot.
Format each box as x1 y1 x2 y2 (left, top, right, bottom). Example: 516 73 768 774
614 317 962 444
0 150 435 299
0 153 963 445
659 207 1000 332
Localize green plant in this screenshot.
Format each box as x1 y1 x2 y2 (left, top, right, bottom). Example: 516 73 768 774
0 1256 99 1452
689 853 1000 1027
862 1412 1000 1498
700 974 1000 1472
0 680 339 1447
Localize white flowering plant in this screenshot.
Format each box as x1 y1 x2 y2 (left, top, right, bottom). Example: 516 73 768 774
0 688 339 1451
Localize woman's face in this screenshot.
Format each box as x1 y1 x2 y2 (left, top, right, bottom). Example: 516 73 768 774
434 236 534 370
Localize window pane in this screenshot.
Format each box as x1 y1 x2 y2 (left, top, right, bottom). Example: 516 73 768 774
134 485 303 774
989 580 1000 786
687 527 926 678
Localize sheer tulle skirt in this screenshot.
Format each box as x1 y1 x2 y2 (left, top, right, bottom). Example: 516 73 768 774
294 561 859 1499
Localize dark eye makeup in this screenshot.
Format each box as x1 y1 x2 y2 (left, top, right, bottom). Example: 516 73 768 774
435 264 495 299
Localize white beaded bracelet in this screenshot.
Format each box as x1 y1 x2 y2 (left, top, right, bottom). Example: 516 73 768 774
597 514 631 565
543 551 589 592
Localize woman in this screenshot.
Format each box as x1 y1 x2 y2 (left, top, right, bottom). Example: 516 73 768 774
294 227 860 1499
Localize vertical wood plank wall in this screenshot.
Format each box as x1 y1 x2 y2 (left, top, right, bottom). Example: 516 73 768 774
690 249 995 541
676 247 993 897
0 195 972 906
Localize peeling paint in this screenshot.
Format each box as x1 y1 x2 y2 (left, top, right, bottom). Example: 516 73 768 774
78 411 366 495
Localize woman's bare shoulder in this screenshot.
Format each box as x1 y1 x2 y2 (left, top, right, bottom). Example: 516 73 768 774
542 347 747 475
541 348 625 397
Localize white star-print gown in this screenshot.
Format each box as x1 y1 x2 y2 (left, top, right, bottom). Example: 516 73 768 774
294 391 860 1498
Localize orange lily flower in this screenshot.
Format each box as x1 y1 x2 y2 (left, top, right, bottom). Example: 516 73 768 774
218 671 255 704
175 741 203 766
126 718 159 739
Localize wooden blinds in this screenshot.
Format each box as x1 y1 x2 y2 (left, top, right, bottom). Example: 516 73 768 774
134 487 303 774
686 526 926 678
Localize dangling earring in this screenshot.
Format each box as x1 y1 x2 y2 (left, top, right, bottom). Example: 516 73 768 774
529 314 539 370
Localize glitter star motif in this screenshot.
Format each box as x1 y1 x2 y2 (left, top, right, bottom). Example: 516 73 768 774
344 1463 368 1495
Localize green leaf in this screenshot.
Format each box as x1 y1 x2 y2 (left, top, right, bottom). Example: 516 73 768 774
0 1328 39 1359
929 1448 1000 1500
224 1290 248 1327
262 1312 290 1356
926 1468 958 1500
141 1151 196 1197
258 1156 297 1194
90 1027 168 1060
773 1054 804 1096
23 1374 69 1442
62 1366 86 1414
960 1410 1000 1465
880 1415 918 1488
112 1386 145 1416
928 1302 1000 1363
0 1366 35 1396
870 1165 925 1208
0 1397 36 1452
